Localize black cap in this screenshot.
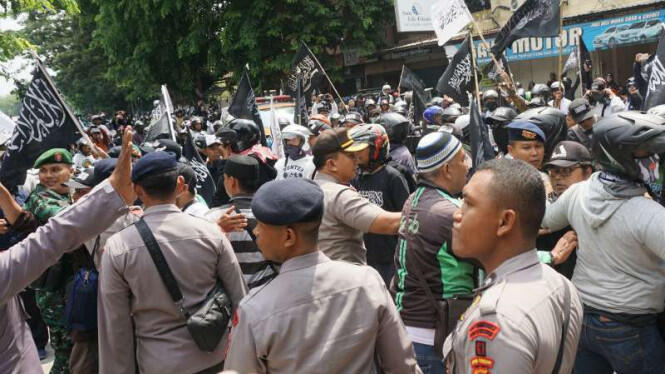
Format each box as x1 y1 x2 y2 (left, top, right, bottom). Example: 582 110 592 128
131 151 177 182
177 162 197 190
251 178 324 225
568 98 594 123
66 158 118 189
152 139 183 160
66 167 97 189
223 155 259 182
544 141 593 168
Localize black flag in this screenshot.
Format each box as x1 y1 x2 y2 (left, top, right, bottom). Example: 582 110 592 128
644 36 665 110
469 95 495 169
294 75 309 125
0 58 83 191
399 66 427 126
229 69 266 145
285 41 325 99
144 111 172 143
182 129 217 206
576 35 592 96
490 0 561 57
482 53 511 82
437 34 475 106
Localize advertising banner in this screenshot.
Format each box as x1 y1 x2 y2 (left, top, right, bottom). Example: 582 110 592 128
470 9 665 64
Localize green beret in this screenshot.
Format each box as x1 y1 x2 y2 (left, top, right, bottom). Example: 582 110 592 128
33 148 73 168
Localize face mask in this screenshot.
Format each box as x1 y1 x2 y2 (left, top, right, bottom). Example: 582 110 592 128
485 101 498 112
284 144 303 159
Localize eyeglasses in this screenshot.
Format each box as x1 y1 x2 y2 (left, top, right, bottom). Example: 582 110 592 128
548 165 582 177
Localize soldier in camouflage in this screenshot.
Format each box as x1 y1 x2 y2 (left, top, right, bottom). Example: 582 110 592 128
23 148 74 374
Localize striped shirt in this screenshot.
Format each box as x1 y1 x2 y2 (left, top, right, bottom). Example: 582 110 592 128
207 196 275 289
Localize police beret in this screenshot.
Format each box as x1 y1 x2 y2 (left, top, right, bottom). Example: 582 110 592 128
131 151 177 182
224 155 259 182
251 178 324 226
506 121 546 143
33 148 73 168
94 158 118 181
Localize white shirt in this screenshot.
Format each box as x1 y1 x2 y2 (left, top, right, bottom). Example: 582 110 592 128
73 153 96 169
592 96 625 118
275 155 316 180
548 98 571 115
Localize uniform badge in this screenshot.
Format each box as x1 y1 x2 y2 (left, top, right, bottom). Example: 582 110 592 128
459 295 481 322
54 152 63 162
468 320 500 341
470 356 494 374
521 130 537 140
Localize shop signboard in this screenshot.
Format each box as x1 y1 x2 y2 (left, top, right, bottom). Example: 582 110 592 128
471 8 665 64
394 0 437 32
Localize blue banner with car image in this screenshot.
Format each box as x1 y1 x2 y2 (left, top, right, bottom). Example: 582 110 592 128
474 8 665 64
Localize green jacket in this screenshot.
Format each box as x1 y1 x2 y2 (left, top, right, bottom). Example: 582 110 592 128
23 184 72 224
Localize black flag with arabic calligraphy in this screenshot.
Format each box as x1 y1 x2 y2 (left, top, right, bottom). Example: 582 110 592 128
469 95 495 169
182 129 217 206
643 35 665 111
285 41 325 99
399 66 427 126
294 75 309 126
0 63 82 191
490 0 561 57
436 33 475 107
229 69 266 145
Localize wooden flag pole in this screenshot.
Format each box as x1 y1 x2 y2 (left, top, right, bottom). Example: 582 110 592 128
468 32 483 112
557 0 565 82
398 65 405 91
302 42 348 113
470 20 515 87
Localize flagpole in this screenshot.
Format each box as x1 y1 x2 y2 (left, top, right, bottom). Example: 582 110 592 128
302 42 348 113
470 20 515 86
28 50 90 142
557 0 564 83
576 35 584 98
468 32 483 112
398 65 405 92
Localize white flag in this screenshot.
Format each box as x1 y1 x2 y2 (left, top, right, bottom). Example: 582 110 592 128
431 0 473 47
562 49 578 75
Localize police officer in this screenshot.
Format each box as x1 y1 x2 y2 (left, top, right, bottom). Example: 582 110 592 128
0 129 136 373
444 158 583 374
223 178 421 373
392 131 474 373
312 128 402 264
98 151 247 374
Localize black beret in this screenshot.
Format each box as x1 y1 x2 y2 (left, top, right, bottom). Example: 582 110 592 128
224 155 259 182
131 151 177 182
251 178 324 225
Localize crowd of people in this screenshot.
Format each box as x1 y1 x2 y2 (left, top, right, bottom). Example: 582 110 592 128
1 48 665 374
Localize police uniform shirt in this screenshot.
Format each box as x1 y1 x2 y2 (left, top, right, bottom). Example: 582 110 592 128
98 204 247 374
224 251 422 374
314 172 384 264
443 250 583 374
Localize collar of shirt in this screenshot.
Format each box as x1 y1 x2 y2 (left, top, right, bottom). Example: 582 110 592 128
229 195 254 203
314 171 341 184
486 250 539 285
279 251 330 274
142 203 181 217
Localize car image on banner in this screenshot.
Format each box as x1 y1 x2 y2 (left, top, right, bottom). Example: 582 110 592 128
593 20 664 50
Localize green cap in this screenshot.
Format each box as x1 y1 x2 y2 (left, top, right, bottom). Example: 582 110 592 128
33 148 73 168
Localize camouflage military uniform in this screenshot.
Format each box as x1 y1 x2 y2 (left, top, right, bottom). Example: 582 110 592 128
24 184 73 374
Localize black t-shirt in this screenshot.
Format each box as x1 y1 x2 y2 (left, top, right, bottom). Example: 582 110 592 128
351 165 410 265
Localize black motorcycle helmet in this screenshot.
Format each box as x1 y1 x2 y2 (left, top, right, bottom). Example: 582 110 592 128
227 118 261 153
530 84 551 107
441 105 463 124
515 106 567 159
378 112 410 145
647 104 665 119
393 101 408 117
487 107 518 154
592 112 665 182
